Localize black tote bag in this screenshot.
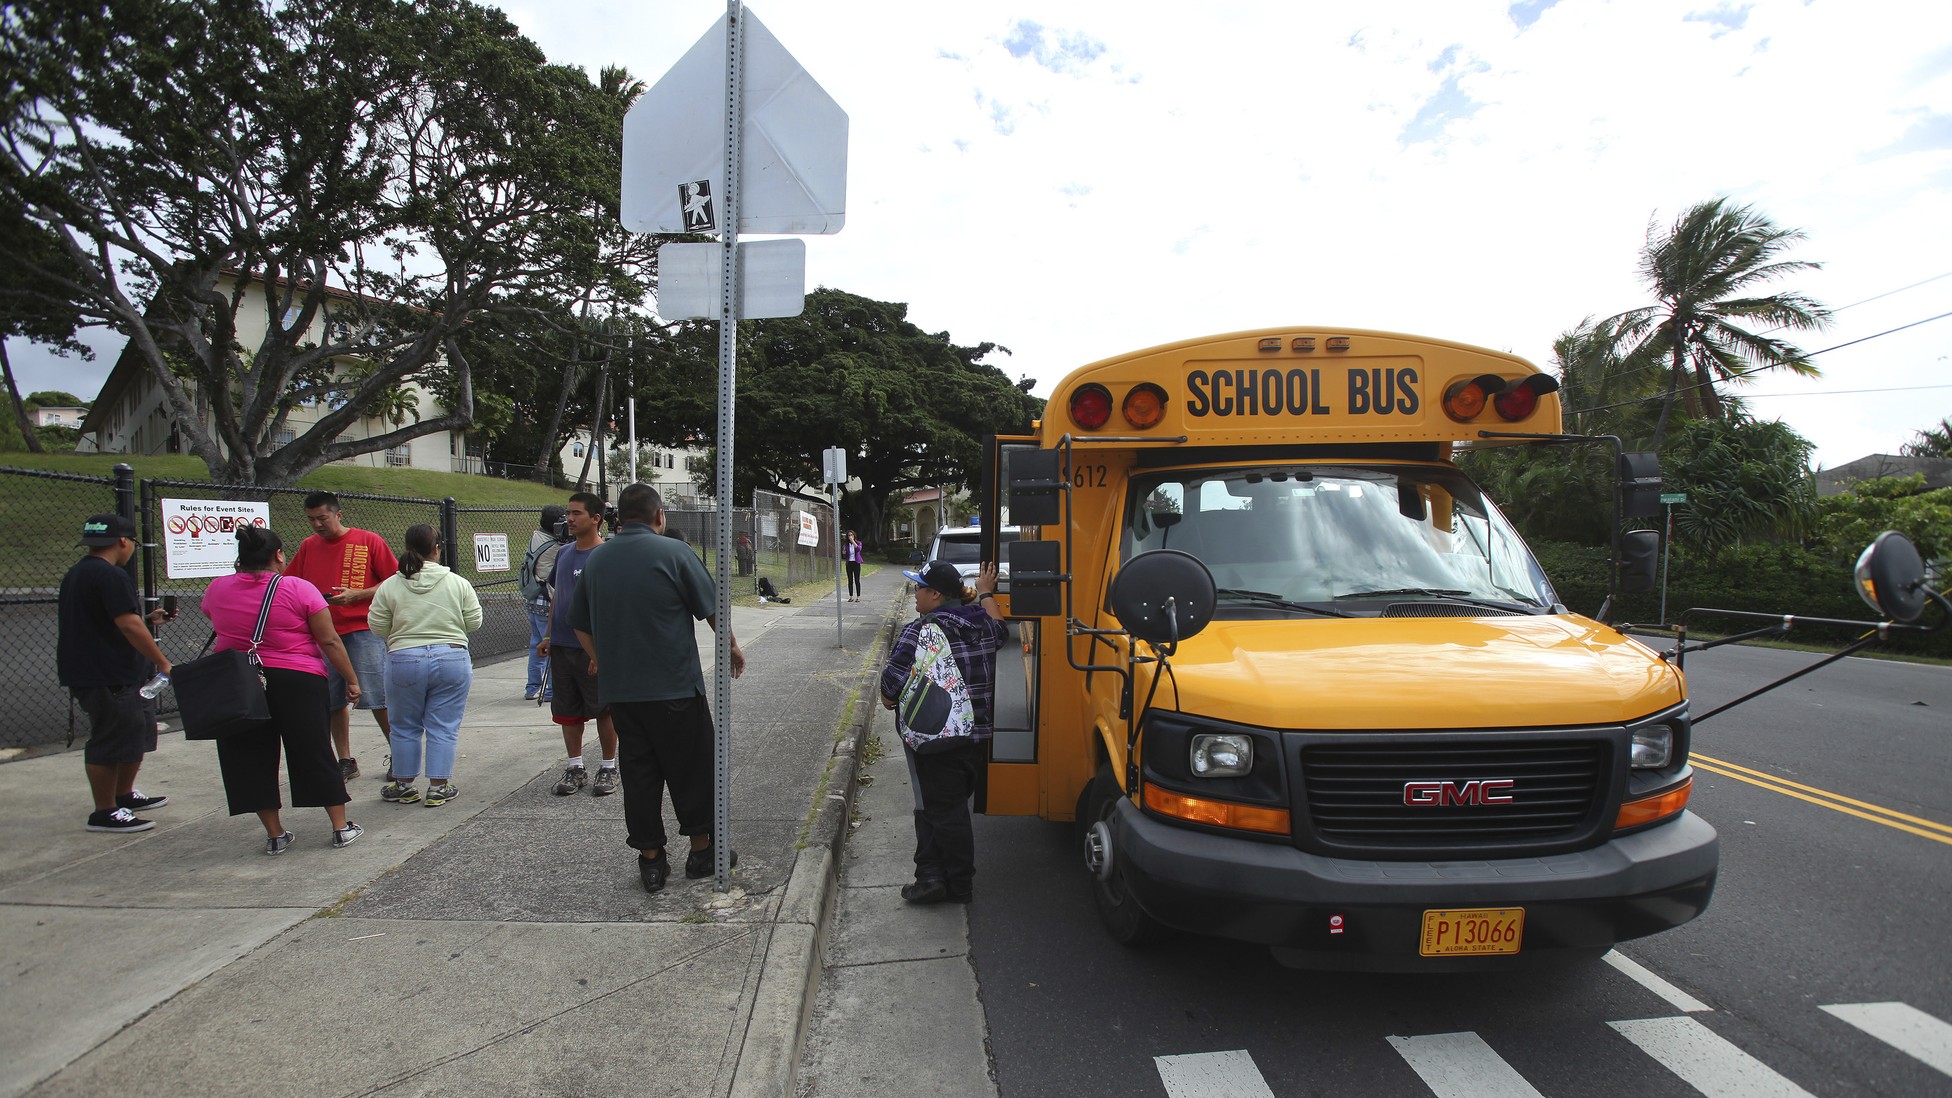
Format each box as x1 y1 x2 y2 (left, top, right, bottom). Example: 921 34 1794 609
175 576 280 741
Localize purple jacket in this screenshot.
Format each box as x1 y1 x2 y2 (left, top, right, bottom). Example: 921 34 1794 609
880 602 1010 740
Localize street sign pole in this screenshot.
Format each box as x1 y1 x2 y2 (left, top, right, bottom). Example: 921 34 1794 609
711 0 746 893
1657 492 1684 625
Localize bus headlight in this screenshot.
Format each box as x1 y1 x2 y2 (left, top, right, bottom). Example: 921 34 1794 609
1631 725 1674 769
1191 733 1253 777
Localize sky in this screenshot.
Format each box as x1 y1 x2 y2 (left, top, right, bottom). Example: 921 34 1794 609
12 0 1950 469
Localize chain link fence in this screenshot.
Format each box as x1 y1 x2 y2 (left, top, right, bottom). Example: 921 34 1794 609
750 488 837 590
0 465 125 749
2 466 549 750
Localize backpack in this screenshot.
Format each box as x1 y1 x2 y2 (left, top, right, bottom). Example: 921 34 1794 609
519 536 563 603
756 576 790 603
896 616 976 753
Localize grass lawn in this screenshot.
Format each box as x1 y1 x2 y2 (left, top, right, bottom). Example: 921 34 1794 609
0 451 569 507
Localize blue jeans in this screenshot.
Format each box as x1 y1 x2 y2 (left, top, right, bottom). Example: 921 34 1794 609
526 604 548 691
386 645 473 781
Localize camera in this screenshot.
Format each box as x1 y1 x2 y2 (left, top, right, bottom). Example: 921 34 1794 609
604 504 621 534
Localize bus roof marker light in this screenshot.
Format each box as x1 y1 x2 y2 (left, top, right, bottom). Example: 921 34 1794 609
1291 337 1317 352
1257 338 1282 353
1442 374 1506 421
1123 383 1168 429
1326 337 1351 351
1070 383 1113 430
1493 374 1561 421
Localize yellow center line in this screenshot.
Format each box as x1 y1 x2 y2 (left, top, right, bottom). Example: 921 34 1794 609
1690 754 1952 847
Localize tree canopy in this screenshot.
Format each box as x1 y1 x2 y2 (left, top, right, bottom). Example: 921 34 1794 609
734 289 1043 540
0 0 647 484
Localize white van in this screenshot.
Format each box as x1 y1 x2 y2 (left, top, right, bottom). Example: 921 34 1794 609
929 524 1021 588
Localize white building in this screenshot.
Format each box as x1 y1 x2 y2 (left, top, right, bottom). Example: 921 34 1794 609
558 428 708 506
29 406 88 429
79 273 485 471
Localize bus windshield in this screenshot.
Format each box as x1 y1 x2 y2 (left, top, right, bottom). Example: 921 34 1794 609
1121 464 1556 615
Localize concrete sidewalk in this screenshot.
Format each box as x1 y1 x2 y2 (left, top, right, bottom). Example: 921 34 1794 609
1 566 906 1098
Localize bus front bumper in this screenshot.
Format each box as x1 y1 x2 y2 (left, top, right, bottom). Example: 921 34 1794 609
1110 801 1719 970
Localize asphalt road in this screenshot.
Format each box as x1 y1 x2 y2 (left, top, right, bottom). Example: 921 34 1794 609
968 644 1952 1097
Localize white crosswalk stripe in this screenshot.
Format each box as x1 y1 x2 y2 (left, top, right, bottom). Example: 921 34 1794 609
1152 999 1948 1096
1821 1001 1952 1076
1386 1031 1545 1098
1609 1016 1816 1097
1154 1050 1277 1098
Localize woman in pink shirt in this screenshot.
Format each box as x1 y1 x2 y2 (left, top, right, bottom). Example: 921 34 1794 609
201 526 365 855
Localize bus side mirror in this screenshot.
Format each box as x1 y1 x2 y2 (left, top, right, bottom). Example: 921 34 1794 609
1618 530 1659 594
1008 540 1064 617
1109 550 1216 648
1855 530 1928 623
1619 451 1663 519
1008 449 1063 526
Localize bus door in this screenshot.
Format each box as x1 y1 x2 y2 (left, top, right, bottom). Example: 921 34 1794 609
980 435 1045 814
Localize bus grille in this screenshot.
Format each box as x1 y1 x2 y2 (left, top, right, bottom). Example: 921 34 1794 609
1298 739 1607 852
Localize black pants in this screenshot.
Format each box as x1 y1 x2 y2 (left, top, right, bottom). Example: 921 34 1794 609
906 740 984 895
215 667 349 815
845 561 862 596
610 695 715 852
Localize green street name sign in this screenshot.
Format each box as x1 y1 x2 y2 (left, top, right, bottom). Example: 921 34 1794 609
1660 492 1688 504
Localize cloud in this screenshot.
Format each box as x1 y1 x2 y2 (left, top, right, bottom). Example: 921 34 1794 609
1508 1 1561 31
1001 20 1107 75
1683 4 1752 38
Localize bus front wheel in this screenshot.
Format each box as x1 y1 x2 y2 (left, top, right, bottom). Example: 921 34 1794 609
1079 764 1172 947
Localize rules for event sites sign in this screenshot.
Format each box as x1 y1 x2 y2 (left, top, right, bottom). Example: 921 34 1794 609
161 498 273 578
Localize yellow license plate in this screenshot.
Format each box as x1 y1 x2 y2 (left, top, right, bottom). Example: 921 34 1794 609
1420 907 1524 956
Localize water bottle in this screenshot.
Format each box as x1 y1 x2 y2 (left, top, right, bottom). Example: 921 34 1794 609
139 672 170 699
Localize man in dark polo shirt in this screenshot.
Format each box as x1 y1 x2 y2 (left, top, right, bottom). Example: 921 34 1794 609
58 514 175 833
568 484 746 893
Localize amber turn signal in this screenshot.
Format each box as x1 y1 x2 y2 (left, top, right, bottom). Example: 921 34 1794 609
1144 781 1292 834
1613 776 1692 831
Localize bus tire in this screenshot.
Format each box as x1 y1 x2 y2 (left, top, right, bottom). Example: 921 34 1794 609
1081 764 1172 947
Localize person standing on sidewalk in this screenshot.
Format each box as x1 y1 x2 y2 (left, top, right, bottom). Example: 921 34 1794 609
521 505 566 701
880 560 1008 905
286 491 397 782
57 514 175 834
369 524 481 808
202 525 363 854
537 492 619 797
569 484 746 893
844 530 865 602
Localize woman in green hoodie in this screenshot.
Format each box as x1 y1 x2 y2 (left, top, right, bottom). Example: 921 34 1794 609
369 524 483 807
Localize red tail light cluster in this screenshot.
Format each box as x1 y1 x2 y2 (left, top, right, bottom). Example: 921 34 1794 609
1069 382 1171 431
1442 373 1559 424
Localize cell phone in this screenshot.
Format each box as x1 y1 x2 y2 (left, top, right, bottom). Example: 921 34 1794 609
161 594 178 616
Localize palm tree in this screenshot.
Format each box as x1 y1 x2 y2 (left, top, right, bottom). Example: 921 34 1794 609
1610 198 1831 448
1900 417 1952 458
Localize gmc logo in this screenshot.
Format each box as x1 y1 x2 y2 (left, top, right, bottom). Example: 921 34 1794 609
1403 779 1516 806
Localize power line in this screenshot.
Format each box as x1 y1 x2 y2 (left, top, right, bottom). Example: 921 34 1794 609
1745 383 1952 399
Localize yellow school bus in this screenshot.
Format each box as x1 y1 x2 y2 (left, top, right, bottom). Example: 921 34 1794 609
976 327 1715 970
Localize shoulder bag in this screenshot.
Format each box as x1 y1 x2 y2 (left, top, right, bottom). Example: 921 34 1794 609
175 575 281 741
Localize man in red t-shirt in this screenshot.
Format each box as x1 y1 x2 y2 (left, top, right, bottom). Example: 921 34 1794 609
286 491 399 781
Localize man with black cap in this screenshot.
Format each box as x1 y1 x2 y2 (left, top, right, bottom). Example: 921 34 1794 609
58 514 176 833
880 558 1008 904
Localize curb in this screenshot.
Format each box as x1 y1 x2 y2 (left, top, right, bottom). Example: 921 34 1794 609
729 603 906 1098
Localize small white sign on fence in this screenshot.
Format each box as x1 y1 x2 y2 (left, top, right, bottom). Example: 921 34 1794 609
797 511 820 548
473 533 510 572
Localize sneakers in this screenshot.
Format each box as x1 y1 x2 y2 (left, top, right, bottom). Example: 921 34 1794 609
340 757 360 781
380 781 420 804
524 686 541 700
424 783 459 807
86 807 154 833
639 851 670 893
332 821 364 848
265 830 294 855
900 878 949 904
553 765 588 796
684 846 737 879
117 790 168 811
592 767 620 797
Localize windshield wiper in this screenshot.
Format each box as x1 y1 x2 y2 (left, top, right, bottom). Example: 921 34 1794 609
1332 587 1541 612
1215 588 1355 618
